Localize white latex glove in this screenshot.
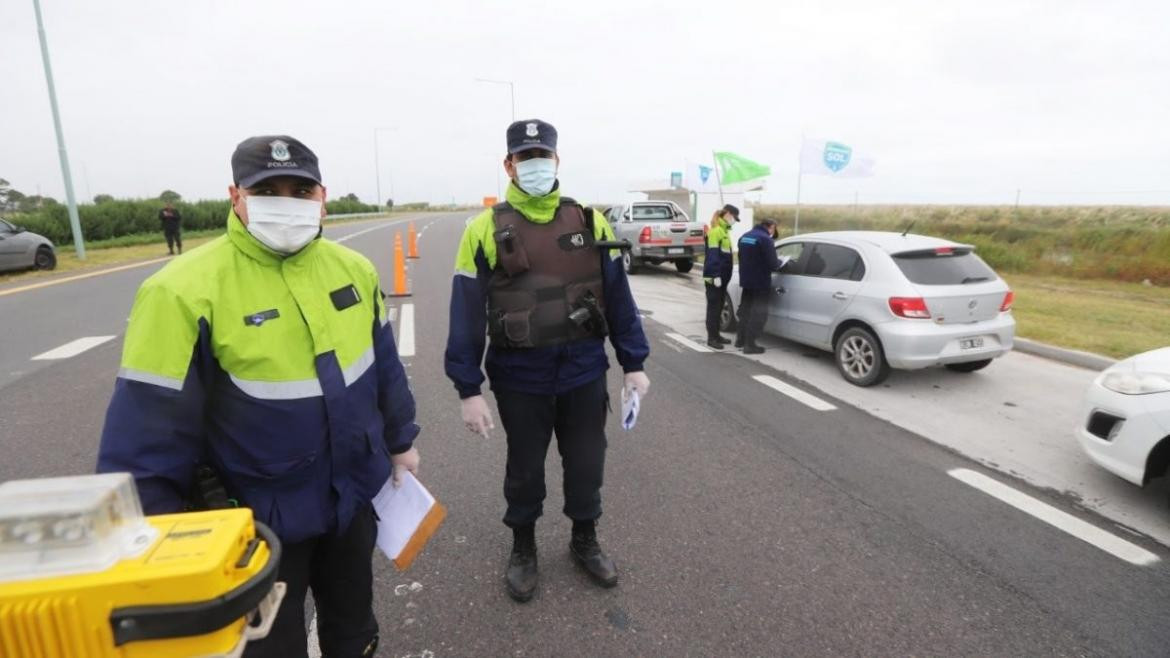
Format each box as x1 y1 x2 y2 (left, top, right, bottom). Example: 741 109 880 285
391 446 420 488
713 277 722 287
461 395 495 438
624 371 651 399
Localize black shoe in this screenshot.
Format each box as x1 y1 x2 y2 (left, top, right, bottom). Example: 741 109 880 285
706 338 725 350
716 336 732 345
168 250 174 255
734 338 744 348
570 520 618 588
743 344 765 355
506 524 538 602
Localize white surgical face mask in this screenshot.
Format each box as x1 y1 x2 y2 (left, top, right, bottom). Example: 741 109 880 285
244 196 322 254
514 157 557 197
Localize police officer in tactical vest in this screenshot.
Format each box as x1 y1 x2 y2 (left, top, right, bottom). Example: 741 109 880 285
98 136 420 657
445 119 650 602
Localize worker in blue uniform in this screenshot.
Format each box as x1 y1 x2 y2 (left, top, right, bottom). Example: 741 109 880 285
444 119 650 602
735 218 782 354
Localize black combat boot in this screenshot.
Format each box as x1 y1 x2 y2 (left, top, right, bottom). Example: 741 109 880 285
716 335 732 345
506 524 538 602
744 343 765 355
570 520 618 588
706 337 725 350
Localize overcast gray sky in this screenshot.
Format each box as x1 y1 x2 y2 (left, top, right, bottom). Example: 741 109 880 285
3 0 1168 206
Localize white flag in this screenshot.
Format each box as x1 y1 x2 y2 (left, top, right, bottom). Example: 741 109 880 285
799 138 875 178
682 162 720 193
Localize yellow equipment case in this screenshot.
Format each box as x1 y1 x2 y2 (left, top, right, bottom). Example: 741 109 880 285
0 473 284 658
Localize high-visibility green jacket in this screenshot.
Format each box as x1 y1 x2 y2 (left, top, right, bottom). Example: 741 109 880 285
703 217 733 281
97 210 418 543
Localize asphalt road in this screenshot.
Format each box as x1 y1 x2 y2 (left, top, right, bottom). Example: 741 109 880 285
1 212 1168 657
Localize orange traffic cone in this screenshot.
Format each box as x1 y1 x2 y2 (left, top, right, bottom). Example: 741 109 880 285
386 232 411 297
407 221 420 259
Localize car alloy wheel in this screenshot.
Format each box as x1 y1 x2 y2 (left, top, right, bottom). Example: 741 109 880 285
623 251 639 275
34 247 57 270
835 326 890 387
841 335 875 379
719 294 737 332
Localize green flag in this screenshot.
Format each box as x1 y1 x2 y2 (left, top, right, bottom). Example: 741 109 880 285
714 151 771 185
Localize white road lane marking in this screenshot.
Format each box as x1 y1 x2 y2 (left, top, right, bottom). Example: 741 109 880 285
752 375 838 411
307 612 321 657
948 468 1161 566
665 332 713 353
31 336 117 360
335 222 396 243
398 303 415 357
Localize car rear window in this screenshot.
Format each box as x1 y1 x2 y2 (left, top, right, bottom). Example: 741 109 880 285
892 248 997 285
631 206 674 220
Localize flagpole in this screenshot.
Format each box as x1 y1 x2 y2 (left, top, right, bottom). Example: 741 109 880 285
793 168 803 236
712 151 724 205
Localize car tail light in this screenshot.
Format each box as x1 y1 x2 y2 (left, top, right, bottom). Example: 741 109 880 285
1000 290 1014 312
639 226 653 243
888 297 931 319
935 247 954 256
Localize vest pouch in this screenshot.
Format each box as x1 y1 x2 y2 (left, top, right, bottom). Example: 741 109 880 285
493 225 530 277
566 282 608 339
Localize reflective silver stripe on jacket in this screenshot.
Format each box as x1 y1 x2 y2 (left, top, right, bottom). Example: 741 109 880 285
118 367 184 392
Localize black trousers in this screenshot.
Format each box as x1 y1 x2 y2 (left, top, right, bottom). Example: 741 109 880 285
735 288 769 347
244 507 379 658
495 375 609 528
164 226 182 253
705 281 727 340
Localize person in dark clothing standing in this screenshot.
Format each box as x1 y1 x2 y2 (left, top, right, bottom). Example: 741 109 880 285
159 202 182 254
735 218 782 354
444 119 650 603
702 204 738 349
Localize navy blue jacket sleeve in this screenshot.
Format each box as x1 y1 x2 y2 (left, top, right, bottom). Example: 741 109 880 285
96 320 211 515
443 245 492 399
601 246 650 373
373 307 420 454
765 234 781 271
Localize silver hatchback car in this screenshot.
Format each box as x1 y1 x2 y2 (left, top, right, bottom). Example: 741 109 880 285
724 231 1016 386
0 217 57 273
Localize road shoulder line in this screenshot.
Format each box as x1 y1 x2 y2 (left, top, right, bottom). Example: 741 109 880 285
752 374 838 411
948 468 1159 566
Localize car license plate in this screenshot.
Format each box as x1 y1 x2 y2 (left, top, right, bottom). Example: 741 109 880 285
668 248 684 255
960 337 985 350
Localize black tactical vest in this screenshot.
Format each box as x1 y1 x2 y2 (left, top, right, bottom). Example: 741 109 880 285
487 198 607 349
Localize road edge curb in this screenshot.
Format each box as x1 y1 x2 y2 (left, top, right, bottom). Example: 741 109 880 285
1013 337 1116 372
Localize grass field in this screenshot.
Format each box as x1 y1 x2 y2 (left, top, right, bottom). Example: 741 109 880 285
1006 273 1170 359
758 204 1170 285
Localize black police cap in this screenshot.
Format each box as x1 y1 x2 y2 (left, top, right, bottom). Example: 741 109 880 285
232 135 322 189
506 119 557 155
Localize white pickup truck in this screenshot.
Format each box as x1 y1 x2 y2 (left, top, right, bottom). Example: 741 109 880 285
604 201 706 274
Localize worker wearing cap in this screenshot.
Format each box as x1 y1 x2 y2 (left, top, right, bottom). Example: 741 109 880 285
445 119 650 602
702 204 739 349
97 136 419 657
735 217 783 354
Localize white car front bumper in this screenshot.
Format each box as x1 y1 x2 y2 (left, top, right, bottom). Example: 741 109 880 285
1075 379 1170 486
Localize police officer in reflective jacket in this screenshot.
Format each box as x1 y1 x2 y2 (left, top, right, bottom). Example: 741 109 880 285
445 119 650 602
702 204 739 349
97 136 420 657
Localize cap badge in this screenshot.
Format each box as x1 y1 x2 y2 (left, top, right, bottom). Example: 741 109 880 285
269 140 291 162
525 123 539 137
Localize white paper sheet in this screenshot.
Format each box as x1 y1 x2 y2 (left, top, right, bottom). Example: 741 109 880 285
372 471 436 561
621 388 640 430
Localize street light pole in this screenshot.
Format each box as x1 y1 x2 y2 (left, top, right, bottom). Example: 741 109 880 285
32 0 85 259
475 78 516 121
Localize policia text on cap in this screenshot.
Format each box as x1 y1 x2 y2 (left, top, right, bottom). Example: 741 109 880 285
96 135 420 657
445 119 651 602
